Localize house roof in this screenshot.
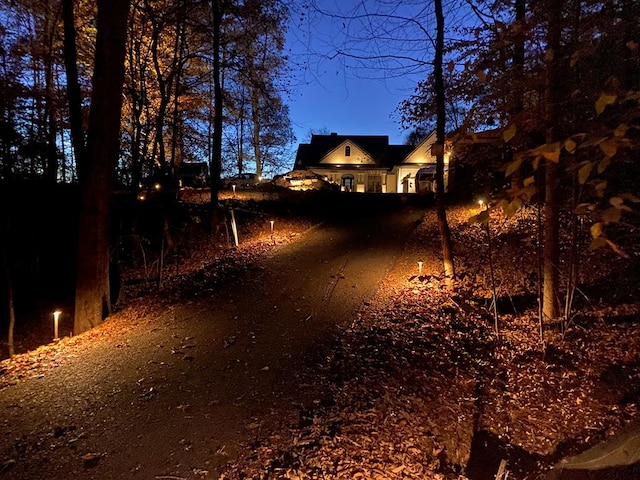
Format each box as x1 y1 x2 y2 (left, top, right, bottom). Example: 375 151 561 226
294 133 414 170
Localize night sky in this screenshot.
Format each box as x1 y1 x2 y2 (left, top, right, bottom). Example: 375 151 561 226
284 1 431 146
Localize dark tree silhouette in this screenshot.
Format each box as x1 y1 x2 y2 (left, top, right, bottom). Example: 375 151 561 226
73 0 131 334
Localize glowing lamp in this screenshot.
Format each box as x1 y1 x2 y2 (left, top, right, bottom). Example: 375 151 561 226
53 310 61 340
232 184 236 194
270 220 274 234
418 261 423 275
154 183 161 190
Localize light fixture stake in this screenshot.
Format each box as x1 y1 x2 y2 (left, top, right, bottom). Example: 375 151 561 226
53 310 61 341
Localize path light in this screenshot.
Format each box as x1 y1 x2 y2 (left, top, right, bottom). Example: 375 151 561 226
270 220 274 234
478 199 484 209
418 261 423 275
232 184 236 195
53 310 61 341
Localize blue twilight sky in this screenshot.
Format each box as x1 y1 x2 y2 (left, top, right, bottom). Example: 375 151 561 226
283 1 476 147
283 1 434 146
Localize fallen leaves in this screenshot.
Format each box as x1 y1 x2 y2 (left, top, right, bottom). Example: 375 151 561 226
222 204 640 480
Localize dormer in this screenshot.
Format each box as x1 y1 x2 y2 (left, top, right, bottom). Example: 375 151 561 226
319 140 376 165
402 130 452 166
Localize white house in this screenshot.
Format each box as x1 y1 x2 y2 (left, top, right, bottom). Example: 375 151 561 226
293 131 451 193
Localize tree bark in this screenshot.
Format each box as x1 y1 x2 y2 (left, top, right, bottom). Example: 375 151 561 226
209 0 224 218
542 0 563 322
1 233 15 357
434 0 455 284
74 0 131 334
251 88 262 179
62 0 88 174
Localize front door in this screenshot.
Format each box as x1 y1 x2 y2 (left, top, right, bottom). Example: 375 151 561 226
341 174 354 192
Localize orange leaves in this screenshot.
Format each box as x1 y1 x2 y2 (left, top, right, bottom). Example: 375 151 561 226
503 124 517 143
564 138 577 154
595 93 617 115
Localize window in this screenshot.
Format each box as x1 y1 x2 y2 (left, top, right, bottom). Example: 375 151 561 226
345 146 351 157
367 176 382 193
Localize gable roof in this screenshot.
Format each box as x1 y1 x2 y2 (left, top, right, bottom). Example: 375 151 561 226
294 133 414 170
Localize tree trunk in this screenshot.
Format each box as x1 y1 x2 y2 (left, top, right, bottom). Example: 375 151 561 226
434 0 455 284
512 0 526 117
542 0 563 322
44 3 59 186
251 88 262 179
1 236 15 358
170 0 188 175
74 0 131 334
62 0 88 174
44 76 59 184
209 0 224 218
127 11 144 191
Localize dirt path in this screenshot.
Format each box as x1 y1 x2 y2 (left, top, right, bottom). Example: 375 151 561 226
0 203 423 479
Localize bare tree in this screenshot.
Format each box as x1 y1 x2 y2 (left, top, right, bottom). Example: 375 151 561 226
434 0 455 284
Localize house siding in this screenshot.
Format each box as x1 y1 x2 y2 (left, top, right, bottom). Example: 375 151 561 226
294 131 451 193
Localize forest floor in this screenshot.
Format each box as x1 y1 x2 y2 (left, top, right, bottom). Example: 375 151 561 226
1 192 640 480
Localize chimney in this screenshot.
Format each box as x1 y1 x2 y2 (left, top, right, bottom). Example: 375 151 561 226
330 132 337 136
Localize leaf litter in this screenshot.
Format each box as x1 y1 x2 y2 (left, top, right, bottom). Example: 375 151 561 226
222 204 640 480
1 202 639 479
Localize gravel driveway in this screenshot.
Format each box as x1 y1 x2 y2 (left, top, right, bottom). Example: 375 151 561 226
0 199 424 479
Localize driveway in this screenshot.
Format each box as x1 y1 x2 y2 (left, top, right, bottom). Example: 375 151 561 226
0 198 424 479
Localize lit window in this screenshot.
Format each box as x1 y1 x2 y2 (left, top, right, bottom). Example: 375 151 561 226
345 146 351 157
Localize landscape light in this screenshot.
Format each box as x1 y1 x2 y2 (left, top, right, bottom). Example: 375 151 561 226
53 310 61 340
478 199 484 208
418 261 423 275
270 220 274 234
154 183 161 190
232 184 236 194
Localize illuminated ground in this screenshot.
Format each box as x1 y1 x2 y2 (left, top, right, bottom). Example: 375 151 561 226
1 198 639 480
0 196 424 479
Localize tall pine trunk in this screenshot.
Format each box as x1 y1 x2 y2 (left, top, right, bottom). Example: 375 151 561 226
73 0 131 334
434 0 455 284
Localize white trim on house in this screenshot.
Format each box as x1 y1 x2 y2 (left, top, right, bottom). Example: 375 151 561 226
319 140 376 166
295 130 451 194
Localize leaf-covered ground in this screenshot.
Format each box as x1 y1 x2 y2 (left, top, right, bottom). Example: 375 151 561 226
221 204 640 480
1 198 639 479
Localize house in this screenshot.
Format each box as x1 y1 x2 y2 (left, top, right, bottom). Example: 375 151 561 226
293 131 452 194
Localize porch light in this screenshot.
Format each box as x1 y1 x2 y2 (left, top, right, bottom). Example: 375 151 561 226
53 310 61 340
